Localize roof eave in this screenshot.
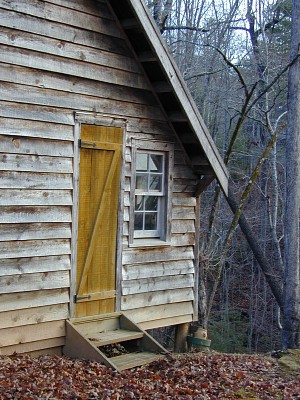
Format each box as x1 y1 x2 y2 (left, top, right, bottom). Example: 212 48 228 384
109 0 229 196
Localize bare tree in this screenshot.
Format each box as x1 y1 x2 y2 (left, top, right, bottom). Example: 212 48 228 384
282 0 300 350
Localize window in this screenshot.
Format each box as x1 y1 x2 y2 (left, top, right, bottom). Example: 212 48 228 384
130 140 173 244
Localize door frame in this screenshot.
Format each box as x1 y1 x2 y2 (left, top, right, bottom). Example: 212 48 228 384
70 112 127 318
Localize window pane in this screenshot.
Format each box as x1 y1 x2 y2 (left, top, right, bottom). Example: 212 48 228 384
149 174 162 191
136 173 148 190
145 213 157 230
149 154 163 172
145 196 158 211
136 153 148 171
134 213 143 230
135 195 144 211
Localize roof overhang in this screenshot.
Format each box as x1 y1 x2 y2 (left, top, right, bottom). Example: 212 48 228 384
108 0 229 196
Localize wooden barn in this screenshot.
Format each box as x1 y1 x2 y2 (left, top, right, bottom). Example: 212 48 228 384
0 0 228 370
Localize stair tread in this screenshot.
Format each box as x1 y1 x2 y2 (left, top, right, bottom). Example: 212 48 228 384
88 329 144 346
110 351 163 370
70 312 122 325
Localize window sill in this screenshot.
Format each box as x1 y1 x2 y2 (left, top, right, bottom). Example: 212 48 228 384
129 238 171 248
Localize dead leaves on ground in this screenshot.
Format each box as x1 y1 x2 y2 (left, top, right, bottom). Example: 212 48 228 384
0 352 299 399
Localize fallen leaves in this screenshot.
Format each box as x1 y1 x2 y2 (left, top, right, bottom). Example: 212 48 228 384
0 351 299 399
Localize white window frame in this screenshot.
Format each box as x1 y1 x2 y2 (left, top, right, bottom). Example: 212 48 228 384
129 139 174 245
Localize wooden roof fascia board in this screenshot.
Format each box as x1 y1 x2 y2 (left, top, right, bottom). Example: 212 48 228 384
124 0 229 195
106 0 195 174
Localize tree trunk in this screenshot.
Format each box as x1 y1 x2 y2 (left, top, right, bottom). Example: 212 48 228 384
282 0 300 350
225 184 284 309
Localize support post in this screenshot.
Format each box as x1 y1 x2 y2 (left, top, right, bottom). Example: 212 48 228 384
174 323 189 352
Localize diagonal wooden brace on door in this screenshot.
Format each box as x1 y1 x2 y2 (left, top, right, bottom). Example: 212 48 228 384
76 144 122 299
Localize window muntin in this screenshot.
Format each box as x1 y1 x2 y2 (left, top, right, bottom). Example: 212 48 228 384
134 152 165 238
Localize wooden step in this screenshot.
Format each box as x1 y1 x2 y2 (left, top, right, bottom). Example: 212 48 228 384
88 329 144 346
110 351 163 371
64 313 168 371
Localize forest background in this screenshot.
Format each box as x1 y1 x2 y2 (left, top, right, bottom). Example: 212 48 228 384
145 0 300 353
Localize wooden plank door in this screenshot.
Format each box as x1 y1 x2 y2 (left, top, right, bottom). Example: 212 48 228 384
75 124 123 317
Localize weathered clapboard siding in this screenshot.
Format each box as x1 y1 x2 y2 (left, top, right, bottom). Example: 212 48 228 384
0 255 70 276
0 9 129 54
0 304 69 329
0 154 73 173
0 189 73 206
0 1 121 37
172 220 195 234
122 288 194 310
0 271 70 294
0 135 73 157
0 46 149 91
1 338 65 356
0 289 69 313
0 0 201 353
122 274 194 295
123 260 194 280
0 64 156 106
122 247 194 265
0 117 74 140
0 27 140 74
124 302 194 325
0 172 73 189
0 207 72 223
0 102 75 124
0 82 164 120
0 320 65 348
0 223 72 241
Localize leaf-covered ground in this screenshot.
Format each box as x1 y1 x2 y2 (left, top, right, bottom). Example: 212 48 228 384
0 352 299 399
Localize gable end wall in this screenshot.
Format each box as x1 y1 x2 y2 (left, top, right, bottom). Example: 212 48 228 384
0 0 198 356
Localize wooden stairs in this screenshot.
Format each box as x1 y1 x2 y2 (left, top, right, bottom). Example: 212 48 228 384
63 312 168 371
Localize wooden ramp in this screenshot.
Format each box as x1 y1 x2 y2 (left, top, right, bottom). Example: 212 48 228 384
63 313 168 371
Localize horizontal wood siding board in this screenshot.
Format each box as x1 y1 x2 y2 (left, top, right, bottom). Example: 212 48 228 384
0 27 140 74
46 0 113 19
124 301 194 324
0 64 156 107
139 315 192 330
0 154 73 173
172 196 196 207
0 337 65 356
0 288 69 312
0 9 129 55
173 165 197 179
171 233 195 246
0 223 72 242
0 206 71 223
172 207 196 220
0 239 71 259
0 101 75 125
0 172 73 189
122 247 194 264
0 255 70 277
0 135 73 157
0 82 163 121
0 46 149 91
0 1 122 37
0 320 65 348
0 117 74 141
122 274 194 295
123 260 194 280
0 270 70 294
0 303 69 329
121 288 194 310
171 220 195 234
0 189 73 206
